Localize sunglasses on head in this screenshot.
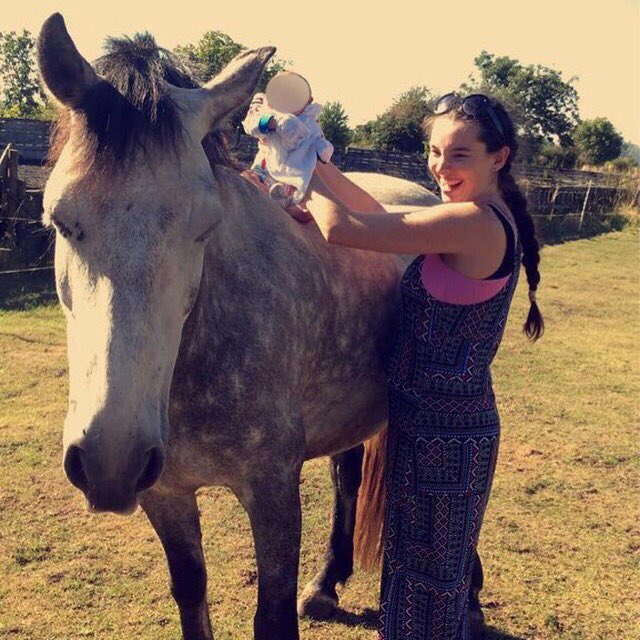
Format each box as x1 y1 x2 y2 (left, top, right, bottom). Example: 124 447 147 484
434 93 506 141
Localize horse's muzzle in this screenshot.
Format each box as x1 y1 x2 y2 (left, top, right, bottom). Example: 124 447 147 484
63 444 165 514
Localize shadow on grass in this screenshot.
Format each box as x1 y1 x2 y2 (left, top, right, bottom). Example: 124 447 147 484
0 271 57 311
327 607 378 629
538 210 632 246
328 610 526 640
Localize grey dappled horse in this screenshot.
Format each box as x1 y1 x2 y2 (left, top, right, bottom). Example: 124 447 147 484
37 13 445 640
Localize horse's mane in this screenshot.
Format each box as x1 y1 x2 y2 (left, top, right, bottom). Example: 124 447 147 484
47 33 239 173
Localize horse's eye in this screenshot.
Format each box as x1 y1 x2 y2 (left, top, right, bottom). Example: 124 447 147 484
51 214 85 242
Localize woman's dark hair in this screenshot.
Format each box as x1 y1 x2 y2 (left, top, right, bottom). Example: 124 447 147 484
424 98 544 341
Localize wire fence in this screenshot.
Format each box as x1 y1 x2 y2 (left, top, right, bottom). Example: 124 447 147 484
1 145 53 283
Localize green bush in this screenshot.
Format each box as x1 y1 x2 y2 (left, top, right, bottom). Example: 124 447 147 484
606 156 638 172
354 86 434 154
573 118 623 166
538 143 578 169
318 102 351 149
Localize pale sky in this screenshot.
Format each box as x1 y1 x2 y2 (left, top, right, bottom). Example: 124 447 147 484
4 0 640 144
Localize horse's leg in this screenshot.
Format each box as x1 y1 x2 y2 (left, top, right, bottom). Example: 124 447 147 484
140 491 213 640
298 444 364 619
239 469 303 640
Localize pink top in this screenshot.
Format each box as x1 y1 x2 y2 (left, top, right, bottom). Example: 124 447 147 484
420 254 510 305
420 204 517 305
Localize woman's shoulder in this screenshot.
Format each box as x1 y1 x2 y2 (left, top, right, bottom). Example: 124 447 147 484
467 198 515 231
436 198 510 218
472 197 513 219
435 201 503 232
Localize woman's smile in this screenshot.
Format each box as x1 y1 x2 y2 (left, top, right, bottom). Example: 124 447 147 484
439 178 464 194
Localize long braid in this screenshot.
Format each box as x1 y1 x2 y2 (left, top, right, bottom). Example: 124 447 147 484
500 167 544 340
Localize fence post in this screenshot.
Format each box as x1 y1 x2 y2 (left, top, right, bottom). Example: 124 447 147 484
579 179 593 230
8 148 19 215
0 143 11 178
549 183 560 218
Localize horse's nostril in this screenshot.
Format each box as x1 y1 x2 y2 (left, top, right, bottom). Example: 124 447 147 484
64 445 89 492
136 447 164 493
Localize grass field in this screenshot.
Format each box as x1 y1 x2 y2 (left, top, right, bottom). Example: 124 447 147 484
0 229 638 640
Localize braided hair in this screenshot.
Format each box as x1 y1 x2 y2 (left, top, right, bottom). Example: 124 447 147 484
424 98 544 341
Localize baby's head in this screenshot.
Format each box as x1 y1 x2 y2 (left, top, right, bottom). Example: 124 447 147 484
266 72 312 115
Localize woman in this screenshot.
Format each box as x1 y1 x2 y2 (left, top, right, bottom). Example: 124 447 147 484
304 93 543 639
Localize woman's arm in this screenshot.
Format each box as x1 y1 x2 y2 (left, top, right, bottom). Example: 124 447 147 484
305 176 499 256
314 161 386 214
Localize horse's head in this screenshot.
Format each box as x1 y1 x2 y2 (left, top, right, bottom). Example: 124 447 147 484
38 13 274 514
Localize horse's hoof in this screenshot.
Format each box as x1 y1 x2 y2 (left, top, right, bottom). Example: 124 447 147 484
297 588 338 620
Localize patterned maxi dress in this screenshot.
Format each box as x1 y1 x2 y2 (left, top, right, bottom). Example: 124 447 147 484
379 206 520 640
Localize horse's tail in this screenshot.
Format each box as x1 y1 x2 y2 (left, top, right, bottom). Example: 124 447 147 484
354 426 388 571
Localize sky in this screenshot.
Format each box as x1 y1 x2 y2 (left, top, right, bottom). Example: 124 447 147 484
4 0 640 144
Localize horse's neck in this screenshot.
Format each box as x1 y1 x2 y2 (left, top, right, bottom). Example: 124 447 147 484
175 167 404 400
183 166 303 347
209 165 292 252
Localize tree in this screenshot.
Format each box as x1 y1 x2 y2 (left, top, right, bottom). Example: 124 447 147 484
174 31 244 81
174 31 289 129
351 122 375 149
318 101 351 148
573 118 623 166
606 156 638 172
537 142 578 169
621 141 640 165
355 86 434 153
463 51 580 155
0 30 50 118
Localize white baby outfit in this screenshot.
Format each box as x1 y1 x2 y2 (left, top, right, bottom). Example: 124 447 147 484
242 93 334 204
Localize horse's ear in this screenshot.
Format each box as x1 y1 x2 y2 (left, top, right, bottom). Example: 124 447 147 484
37 13 100 109
196 47 276 132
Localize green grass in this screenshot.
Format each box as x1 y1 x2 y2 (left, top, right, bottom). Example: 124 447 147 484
0 230 638 639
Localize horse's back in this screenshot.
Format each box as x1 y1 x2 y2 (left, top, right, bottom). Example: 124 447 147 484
345 172 441 267
345 172 440 207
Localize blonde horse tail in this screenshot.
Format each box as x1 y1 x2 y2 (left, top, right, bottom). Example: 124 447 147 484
354 426 388 572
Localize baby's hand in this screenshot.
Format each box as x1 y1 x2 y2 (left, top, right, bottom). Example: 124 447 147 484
316 138 334 164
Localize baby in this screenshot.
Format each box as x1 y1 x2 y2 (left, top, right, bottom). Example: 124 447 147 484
242 72 334 212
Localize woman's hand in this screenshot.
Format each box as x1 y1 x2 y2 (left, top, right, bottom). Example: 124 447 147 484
284 204 314 225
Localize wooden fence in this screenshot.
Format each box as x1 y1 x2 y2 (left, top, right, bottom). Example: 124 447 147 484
1 118 638 289
0 144 20 218
230 134 640 216
0 143 51 282
3 116 637 182
232 135 438 189
0 118 52 164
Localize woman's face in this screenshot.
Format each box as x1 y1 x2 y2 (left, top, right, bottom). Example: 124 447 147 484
428 116 509 203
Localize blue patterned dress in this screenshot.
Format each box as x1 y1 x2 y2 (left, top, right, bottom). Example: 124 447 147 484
379 209 520 639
